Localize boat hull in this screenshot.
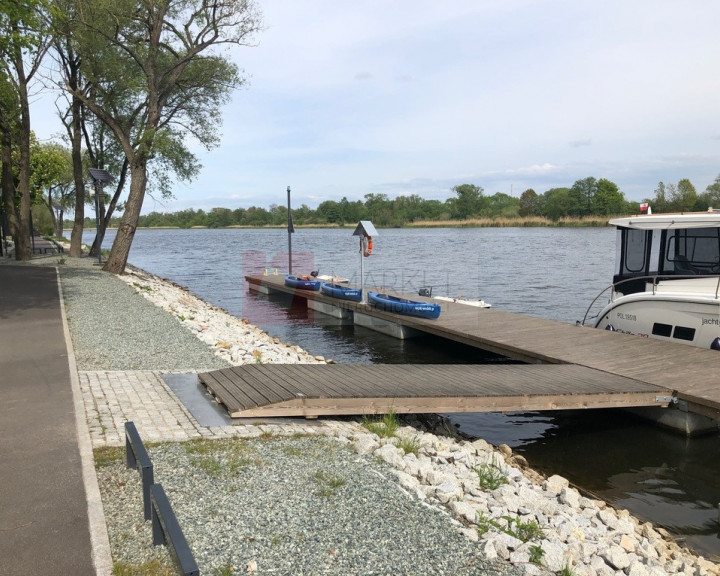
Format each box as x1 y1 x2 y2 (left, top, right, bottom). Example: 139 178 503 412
284 275 321 291
368 291 441 319
320 282 362 302
594 292 720 349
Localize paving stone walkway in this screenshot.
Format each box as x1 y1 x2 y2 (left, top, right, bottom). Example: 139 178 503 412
79 370 363 448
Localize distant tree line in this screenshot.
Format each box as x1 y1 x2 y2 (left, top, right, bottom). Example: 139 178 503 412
83 175 720 229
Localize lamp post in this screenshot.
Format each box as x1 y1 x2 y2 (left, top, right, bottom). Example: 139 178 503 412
287 186 294 274
88 168 113 265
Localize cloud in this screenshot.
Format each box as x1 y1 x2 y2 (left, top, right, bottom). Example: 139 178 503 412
569 139 592 148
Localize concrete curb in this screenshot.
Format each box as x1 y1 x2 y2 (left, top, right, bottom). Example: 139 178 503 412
57 267 114 575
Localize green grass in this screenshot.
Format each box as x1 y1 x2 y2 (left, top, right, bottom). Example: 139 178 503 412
362 409 399 438
184 437 261 477
396 435 421 456
313 469 347 497
113 559 174 576
475 463 508 490
94 446 125 468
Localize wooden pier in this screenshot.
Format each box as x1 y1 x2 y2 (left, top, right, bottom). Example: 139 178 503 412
199 364 668 418
196 274 720 427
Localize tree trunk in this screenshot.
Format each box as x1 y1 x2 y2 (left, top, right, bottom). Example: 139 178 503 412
14 125 32 260
0 128 20 243
69 93 86 257
103 158 147 274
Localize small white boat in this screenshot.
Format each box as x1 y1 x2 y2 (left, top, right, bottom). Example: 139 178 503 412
314 274 349 284
582 209 720 350
433 296 491 308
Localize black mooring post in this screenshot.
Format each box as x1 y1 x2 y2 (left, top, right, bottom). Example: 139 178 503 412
287 185 294 274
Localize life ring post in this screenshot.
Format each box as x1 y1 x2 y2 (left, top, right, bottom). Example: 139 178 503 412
352 221 379 304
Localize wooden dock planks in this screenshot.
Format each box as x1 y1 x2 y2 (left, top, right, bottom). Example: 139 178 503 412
245 274 719 407
198 364 669 418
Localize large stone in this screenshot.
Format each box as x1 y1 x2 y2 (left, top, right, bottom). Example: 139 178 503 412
450 500 480 524
541 539 571 573
599 545 631 570
352 434 380 455
434 481 463 504
374 443 406 469
544 474 570 494
559 486 581 509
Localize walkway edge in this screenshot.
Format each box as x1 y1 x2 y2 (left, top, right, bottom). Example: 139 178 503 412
57 267 114 575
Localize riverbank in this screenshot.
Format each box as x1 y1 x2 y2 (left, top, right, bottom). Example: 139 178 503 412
55 256 714 576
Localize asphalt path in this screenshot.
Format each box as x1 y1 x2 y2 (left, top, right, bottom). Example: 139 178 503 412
0 265 95 575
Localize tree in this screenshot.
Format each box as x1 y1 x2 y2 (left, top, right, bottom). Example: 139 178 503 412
0 0 52 260
592 178 626 216
540 187 572 221
568 177 597 217
696 174 720 211
451 184 484 219
29 140 74 237
670 178 697 212
487 192 519 218
519 188 539 217
64 0 262 273
650 182 669 213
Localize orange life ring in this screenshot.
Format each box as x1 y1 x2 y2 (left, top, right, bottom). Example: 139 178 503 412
362 235 373 257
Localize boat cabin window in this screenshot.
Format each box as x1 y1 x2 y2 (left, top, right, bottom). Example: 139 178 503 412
662 228 720 275
613 228 652 293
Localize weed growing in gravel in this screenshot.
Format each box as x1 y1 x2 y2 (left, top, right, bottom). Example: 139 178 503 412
362 409 398 438
56 257 66 265
184 438 261 477
253 349 263 364
529 544 545 565
211 565 234 576
313 469 347 497
132 282 153 292
476 513 544 543
475 463 508 490
502 515 544 542
557 565 576 576
113 558 174 575
396 435 421 456
94 446 125 468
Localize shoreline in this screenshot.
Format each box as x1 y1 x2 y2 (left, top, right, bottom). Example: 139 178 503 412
5 251 717 574
111 259 718 575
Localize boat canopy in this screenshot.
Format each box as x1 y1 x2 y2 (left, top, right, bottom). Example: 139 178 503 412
612 214 720 290
609 211 720 230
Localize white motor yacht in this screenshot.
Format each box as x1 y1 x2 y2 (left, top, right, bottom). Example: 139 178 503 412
582 209 720 350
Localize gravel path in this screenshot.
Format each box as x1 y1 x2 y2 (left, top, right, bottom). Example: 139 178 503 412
59 258 230 371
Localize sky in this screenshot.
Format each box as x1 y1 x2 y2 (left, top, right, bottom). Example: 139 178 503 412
32 0 720 213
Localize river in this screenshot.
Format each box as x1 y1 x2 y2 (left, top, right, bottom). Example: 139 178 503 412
84 226 720 559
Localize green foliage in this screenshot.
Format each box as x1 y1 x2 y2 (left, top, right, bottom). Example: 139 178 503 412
396 435 421 456
529 544 545 565
362 409 399 438
556 564 576 576
113 559 174 576
475 463 508 490
93 446 124 468
184 437 261 477
476 513 544 543
313 469 347 497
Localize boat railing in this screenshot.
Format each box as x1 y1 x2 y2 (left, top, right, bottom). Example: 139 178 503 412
581 273 720 326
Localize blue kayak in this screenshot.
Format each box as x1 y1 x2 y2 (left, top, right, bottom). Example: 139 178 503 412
367 291 441 319
285 275 321 291
320 282 362 302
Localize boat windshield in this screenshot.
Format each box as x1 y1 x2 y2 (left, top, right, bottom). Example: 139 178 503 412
662 228 720 275
614 226 720 291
